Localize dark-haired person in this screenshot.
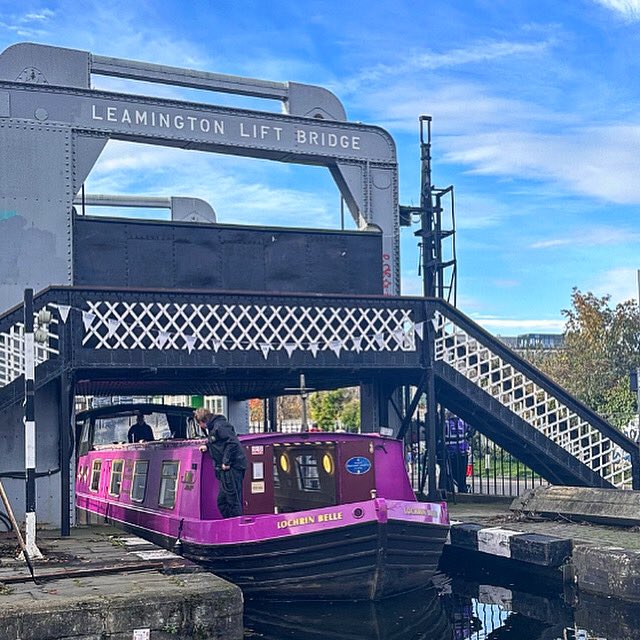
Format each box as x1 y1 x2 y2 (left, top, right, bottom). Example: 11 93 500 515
127 412 154 443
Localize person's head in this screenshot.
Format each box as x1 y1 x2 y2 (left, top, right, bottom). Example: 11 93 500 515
193 408 214 431
135 411 145 424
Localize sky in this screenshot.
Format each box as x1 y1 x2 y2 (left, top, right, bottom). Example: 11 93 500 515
1 0 639 335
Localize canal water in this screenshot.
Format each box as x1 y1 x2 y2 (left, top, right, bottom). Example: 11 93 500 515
243 572 640 640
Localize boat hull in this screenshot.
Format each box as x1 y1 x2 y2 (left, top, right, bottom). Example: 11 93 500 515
183 519 449 600
77 498 449 600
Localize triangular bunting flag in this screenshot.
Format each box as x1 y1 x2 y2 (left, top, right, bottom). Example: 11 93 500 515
284 343 296 357
107 318 119 339
353 336 363 353
185 335 196 354
393 328 404 344
157 331 169 349
308 341 319 358
260 342 271 359
414 321 424 341
374 332 385 349
56 305 71 324
82 311 96 332
431 317 439 330
329 340 343 358
212 338 222 353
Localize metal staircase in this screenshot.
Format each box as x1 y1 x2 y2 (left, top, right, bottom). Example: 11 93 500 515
431 299 639 489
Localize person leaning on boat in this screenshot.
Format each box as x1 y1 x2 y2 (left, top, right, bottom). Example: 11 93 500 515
194 409 247 518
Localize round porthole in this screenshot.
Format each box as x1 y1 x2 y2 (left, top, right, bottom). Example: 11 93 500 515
279 453 290 473
353 507 365 519
322 453 334 475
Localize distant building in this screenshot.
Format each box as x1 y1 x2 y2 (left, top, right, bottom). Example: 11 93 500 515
498 333 564 352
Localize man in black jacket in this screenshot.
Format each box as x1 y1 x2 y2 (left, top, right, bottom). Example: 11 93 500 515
195 409 247 518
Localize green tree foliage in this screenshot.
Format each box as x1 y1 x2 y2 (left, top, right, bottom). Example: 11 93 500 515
309 388 360 431
535 289 640 429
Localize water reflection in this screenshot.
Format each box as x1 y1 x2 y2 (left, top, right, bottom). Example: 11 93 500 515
244 584 451 640
244 574 640 640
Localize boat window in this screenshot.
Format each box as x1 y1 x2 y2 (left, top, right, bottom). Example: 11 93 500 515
131 460 149 502
159 460 179 509
90 459 102 492
295 454 321 492
77 419 91 456
109 460 124 496
93 416 131 445
273 444 337 513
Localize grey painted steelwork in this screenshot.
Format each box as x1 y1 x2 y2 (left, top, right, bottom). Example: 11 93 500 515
0 42 400 313
73 194 217 223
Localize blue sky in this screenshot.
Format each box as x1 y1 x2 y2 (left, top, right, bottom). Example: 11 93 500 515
1 0 639 335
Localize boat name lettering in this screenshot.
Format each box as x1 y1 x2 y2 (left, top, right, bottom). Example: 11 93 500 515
404 507 428 516
317 510 343 522
276 510 343 529
277 516 316 529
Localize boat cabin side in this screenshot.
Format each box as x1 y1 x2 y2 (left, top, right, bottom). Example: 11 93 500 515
243 433 416 516
75 407 416 521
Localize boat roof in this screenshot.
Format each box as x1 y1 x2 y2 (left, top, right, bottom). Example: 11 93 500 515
239 430 394 445
76 402 195 420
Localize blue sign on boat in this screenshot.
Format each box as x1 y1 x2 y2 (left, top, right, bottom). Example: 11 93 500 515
345 456 371 475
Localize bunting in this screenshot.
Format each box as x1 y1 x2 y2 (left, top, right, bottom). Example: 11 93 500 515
82 311 96 332
185 335 196 354
329 340 343 358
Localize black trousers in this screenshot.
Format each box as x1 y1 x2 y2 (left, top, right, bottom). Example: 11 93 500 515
216 467 245 518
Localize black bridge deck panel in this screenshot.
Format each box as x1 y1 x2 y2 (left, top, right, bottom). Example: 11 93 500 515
73 216 383 296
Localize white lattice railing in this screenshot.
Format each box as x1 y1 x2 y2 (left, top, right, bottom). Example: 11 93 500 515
0 306 60 388
434 310 633 489
81 300 418 356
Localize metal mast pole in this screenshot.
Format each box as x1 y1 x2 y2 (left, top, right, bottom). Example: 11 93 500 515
417 117 439 499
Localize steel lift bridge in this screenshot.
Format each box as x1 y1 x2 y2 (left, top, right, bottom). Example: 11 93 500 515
0 43 637 535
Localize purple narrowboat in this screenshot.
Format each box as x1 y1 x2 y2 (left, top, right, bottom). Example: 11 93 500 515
75 404 449 600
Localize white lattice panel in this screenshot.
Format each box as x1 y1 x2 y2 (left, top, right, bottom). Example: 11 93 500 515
81 300 417 356
0 307 60 388
434 312 632 489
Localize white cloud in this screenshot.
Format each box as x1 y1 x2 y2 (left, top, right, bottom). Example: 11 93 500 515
471 315 566 334
444 126 640 204
85 141 338 229
340 38 553 96
594 0 640 21
530 226 640 249
589 267 640 304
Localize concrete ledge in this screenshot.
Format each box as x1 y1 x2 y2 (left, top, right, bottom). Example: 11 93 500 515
573 544 640 602
448 522 572 568
0 571 243 640
0 527 244 640
511 486 640 527
510 533 572 567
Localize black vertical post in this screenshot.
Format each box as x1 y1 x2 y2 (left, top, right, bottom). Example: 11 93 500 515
267 397 278 432
23 288 39 551
59 371 73 536
424 305 439 500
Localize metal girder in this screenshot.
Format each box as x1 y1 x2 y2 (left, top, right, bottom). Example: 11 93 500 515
0 42 401 307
